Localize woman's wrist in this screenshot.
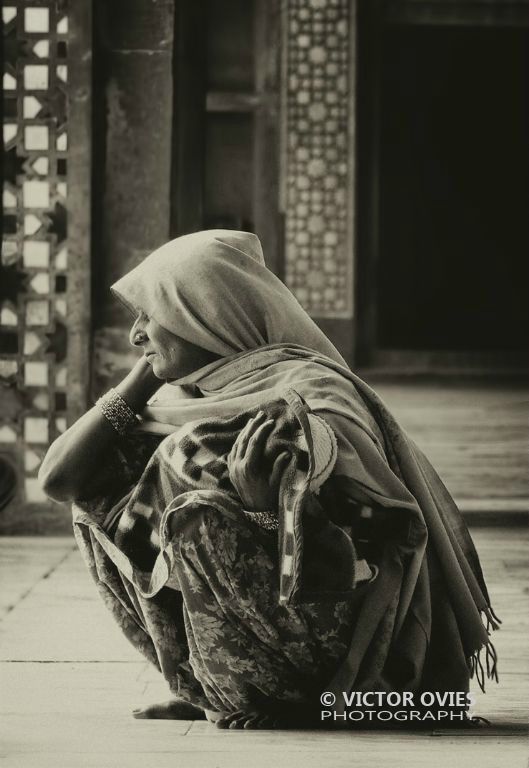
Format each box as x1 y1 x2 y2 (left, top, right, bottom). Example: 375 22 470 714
96 389 139 436
115 357 162 412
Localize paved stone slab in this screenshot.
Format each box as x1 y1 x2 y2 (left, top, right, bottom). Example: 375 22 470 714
0 538 75 619
0 548 139 662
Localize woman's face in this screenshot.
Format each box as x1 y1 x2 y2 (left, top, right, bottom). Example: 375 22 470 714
129 311 219 379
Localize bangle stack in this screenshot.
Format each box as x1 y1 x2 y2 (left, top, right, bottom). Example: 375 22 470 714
243 509 279 532
96 388 139 435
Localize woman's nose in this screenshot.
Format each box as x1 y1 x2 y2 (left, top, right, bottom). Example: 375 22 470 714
129 315 147 346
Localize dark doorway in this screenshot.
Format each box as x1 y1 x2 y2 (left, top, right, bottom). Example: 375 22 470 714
357 2 529 369
170 0 282 275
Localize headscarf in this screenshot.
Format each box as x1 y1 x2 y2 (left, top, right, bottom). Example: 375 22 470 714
110 229 377 447
111 229 347 366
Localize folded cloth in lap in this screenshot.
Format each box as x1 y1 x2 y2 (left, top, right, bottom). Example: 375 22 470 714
99 388 371 602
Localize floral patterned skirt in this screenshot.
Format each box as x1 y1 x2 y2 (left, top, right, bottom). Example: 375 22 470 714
76 503 356 715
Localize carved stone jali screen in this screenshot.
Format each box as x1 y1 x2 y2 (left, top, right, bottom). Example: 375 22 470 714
1 1 90 531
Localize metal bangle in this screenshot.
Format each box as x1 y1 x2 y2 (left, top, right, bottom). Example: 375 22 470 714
96 388 138 436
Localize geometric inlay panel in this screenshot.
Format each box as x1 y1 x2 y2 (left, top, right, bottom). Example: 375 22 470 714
283 0 354 318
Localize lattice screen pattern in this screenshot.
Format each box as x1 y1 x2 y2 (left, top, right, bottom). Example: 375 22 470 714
283 0 354 319
1 2 70 520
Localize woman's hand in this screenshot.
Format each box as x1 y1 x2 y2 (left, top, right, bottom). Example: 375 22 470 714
227 412 290 512
38 356 162 502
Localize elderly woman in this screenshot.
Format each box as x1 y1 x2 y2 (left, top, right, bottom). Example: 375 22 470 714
39 230 498 729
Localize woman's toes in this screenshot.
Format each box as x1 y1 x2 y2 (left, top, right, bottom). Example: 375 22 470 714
228 712 248 729
216 710 280 730
242 714 262 729
216 710 246 729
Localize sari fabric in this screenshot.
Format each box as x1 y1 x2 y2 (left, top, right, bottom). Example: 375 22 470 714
75 502 356 714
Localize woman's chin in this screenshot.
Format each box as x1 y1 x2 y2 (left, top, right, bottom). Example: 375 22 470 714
150 360 166 379
151 360 179 381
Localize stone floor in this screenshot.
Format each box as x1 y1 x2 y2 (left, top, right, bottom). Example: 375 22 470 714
370 377 529 513
0 529 527 768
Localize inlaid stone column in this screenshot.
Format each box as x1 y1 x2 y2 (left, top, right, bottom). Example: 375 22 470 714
281 0 356 360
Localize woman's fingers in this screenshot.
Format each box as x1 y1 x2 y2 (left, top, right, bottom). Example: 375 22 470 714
270 451 290 491
234 411 266 458
233 410 275 463
245 418 275 468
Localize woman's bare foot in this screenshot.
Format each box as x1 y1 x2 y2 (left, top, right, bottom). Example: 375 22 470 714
215 701 317 730
132 699 206 720
216 710 280 729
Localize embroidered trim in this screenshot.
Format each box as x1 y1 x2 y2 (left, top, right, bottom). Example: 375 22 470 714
243 509 279 531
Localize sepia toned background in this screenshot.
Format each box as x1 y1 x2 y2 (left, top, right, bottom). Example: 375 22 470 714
1 2 528 765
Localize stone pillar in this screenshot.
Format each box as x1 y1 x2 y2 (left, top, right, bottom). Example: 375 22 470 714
281 0 357 362
92 0 175 394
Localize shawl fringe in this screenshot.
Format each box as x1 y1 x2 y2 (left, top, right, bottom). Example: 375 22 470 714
469 607 501 692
